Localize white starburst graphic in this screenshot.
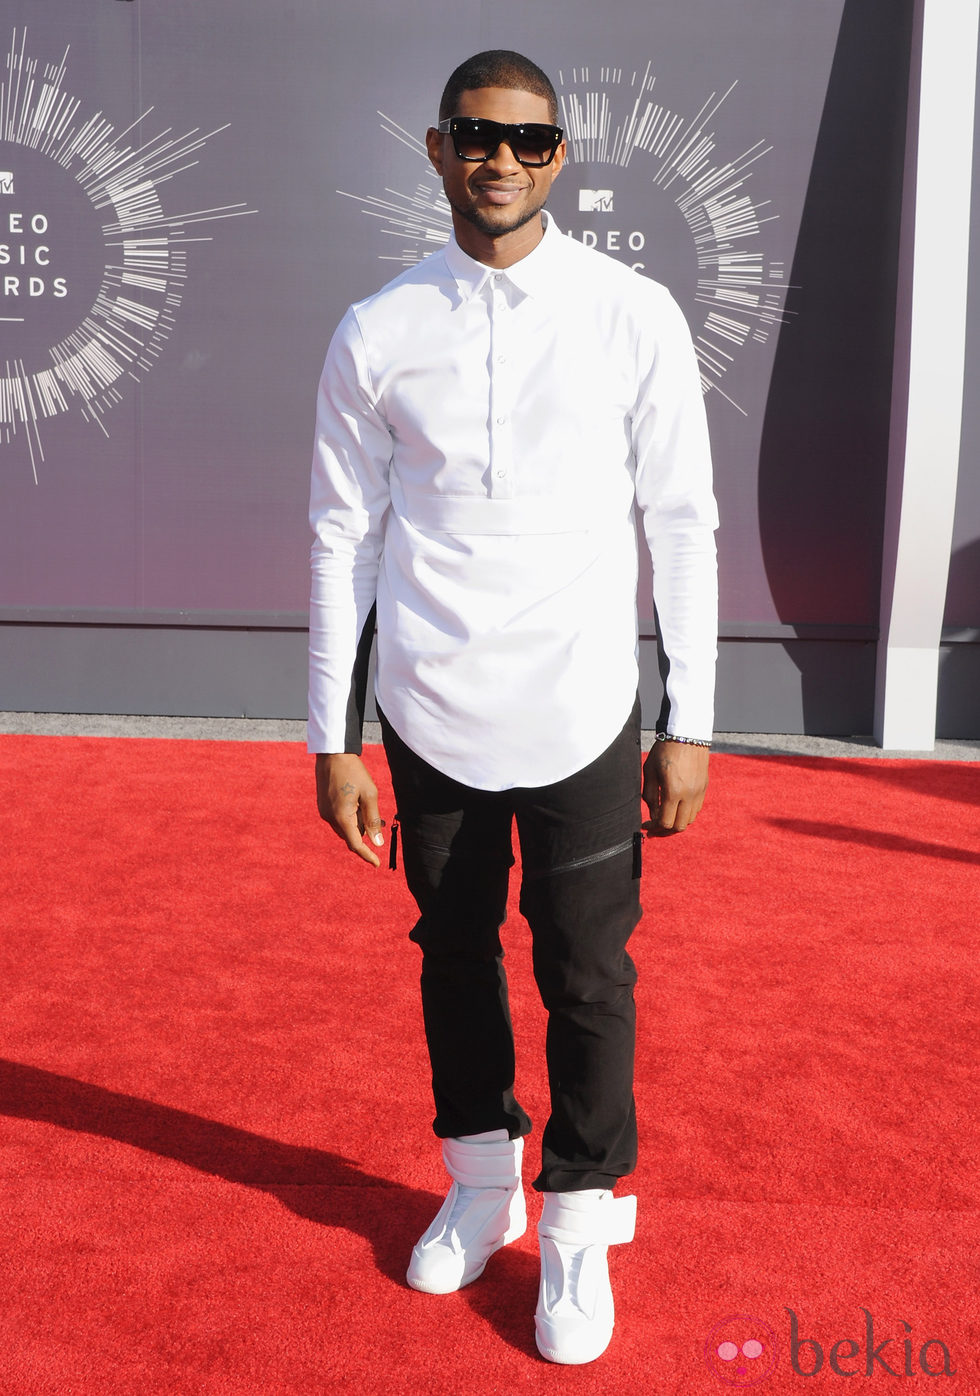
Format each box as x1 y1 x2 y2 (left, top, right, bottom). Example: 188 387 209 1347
0 28 255 482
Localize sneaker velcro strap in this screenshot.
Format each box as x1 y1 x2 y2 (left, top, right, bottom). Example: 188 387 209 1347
538 1193 636 1247
442 1135 523 1189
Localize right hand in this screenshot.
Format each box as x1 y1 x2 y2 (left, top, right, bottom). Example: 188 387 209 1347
314 753 385 868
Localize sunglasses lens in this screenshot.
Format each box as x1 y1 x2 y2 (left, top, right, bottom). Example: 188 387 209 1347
452 119 559 166
453 119 497 161
510 124 558 165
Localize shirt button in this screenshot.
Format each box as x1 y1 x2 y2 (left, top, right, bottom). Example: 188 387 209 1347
495 469 507 478
497 355 506 364
493 273 502 281
496 416 506 424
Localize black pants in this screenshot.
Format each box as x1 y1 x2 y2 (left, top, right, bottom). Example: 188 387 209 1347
380 700 643 1193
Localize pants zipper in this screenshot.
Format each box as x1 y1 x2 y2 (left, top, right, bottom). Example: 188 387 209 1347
524 834 639 881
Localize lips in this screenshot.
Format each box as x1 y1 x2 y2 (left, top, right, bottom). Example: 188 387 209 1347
475 184 527 205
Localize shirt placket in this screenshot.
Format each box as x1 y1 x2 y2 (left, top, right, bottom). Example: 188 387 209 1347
486 271 515 500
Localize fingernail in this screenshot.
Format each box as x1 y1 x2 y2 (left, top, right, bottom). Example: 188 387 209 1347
372 833 384 846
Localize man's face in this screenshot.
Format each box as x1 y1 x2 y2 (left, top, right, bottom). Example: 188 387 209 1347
426 87 565 253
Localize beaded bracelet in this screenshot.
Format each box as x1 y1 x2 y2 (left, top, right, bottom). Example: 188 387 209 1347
654 732 712 748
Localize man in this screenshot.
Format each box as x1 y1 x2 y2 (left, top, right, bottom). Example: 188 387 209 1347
308 50 717 1365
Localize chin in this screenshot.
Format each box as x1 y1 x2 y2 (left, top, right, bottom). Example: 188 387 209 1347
463 203 540 239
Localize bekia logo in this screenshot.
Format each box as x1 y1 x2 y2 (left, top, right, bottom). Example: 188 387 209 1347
704 1314 779 1386
704 1309 956 1383
787 1308 956 1379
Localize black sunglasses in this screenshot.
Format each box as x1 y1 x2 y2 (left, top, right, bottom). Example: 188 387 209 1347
437 117 564 167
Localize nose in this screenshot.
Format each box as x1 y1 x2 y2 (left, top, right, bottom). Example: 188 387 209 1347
482 138 522 173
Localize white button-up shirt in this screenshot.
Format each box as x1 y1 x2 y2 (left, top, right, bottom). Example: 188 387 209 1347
308 213 718 791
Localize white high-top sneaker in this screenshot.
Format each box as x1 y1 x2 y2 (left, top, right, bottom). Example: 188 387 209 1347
406 1129 526 1294
535 1189 637 1364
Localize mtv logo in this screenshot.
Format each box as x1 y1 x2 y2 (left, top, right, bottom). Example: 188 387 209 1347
578 188 613 213
0 172 14 196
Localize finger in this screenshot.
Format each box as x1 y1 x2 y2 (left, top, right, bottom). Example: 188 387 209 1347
678 783 707 829
331 810 382 868
642 819 677 839
655 793 680 831
651 791 703 835
359 787 385 850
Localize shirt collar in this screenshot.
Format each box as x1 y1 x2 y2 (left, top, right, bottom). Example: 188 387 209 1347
444 211 566 305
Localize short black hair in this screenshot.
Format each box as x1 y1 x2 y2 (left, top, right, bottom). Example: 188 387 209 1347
438 50 559 124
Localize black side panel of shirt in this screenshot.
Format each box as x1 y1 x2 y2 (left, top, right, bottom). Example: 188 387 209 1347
344 602 377 754
653 602 672 734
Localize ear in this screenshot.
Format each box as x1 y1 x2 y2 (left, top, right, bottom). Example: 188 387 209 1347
550 140 567 179
425 127 445 176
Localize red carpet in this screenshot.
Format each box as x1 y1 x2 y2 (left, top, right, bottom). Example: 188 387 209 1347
1 734 977 1393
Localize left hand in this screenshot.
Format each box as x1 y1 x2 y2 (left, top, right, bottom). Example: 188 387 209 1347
642 740 709 835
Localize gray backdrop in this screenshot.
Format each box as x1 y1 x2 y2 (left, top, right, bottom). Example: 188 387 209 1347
0 0 974 735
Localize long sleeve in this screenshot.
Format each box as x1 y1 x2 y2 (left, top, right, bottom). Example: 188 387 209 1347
631 290 719 741
307 307 392 753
